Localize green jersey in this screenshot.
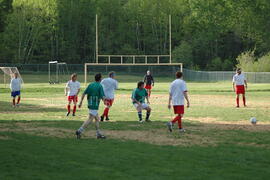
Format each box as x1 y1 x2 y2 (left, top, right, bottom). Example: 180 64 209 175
84 82 105 110
131 88 148 104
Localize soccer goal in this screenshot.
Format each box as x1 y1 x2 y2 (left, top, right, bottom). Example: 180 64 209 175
0 67 24 87
48 61 70 84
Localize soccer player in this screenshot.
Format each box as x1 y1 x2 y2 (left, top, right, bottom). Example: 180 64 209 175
100 71 118 121
167 71 190 133
131 81 151 123
143 70 154 97
75 73 106 139
65 73 80 116
10 72 22 107
232 68 247 107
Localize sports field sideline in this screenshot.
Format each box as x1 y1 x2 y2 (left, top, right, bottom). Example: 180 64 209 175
0 74 270 179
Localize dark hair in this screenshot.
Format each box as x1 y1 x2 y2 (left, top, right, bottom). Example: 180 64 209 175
137 81 144 88
95 73 102 82
109 71 115 77
175 71 183 78
236 68 241 71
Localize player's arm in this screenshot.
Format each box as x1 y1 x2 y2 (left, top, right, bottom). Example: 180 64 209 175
131 91 140 104
244 80 247 90
10 79 13 91
76 83 81 96
168 93 172 109
65 82 69 96
143 75 146 84
78 93 86 108
152 76 154 86
184 91 190 108
232 76 236 92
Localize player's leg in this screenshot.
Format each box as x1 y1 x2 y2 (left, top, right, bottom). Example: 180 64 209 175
101 99 113 121
236 94 240 108
167 105 184 132
66 96 72 116
11 91 16 107
144 105 151 122
72 96 78 116
75 114 94 139
135 104 143 122
16 91 21 105
94 115 106 139
242 93 246 107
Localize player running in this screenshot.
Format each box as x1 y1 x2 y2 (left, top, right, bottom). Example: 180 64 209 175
10 72 22 107
232 68 247 108
65 73 80 116
75 73 106 139
131 81 151 123
143 70 154 97
100 71 118 121
167 71 190 133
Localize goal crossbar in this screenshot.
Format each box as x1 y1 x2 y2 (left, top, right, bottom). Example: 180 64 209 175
84 63 183 85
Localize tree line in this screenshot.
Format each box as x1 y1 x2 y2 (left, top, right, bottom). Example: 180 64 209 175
0 0 270 71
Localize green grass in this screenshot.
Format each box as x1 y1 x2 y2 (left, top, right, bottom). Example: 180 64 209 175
0 74 270 179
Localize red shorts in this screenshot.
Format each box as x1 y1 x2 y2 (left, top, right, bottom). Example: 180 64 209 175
145 85 152 90
173 105 184 115
104 99 114 106
68 95 78 102
236 85 245 94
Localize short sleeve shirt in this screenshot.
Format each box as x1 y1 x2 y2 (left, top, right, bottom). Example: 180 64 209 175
84 82 105 110
169 79 187 106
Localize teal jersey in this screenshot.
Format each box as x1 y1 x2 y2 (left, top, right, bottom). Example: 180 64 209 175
131 88 148 104
84 82 105 110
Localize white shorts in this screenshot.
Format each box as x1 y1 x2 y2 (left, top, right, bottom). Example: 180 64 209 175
133 103 149 109
89 109 98 117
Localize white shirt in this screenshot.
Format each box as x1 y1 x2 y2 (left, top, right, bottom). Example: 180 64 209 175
66 80 80 96
10 78 21 91
101 77 118 99
232 73 246 85
169 79 187 106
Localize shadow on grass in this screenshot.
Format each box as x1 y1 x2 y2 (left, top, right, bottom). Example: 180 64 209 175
0 101 64 113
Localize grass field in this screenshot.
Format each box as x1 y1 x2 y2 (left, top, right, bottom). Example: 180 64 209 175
1 74 270 179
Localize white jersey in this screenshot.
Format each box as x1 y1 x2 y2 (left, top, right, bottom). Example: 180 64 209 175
169 79 187 106
66 80 80 96
232 73 246 85
101 77 118 99
10 78 21 92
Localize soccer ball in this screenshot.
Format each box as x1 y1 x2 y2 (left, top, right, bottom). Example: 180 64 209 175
250 117 257 125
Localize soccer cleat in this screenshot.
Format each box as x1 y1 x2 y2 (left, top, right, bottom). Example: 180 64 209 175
75 130 81 139
179 128 186 133
236 106 239 108
100 116 104 121
105 117 110 121
139 119 144 123
97 134 106 139
167 122 173 132
72 113 76 116
145 119 151 122
16 104 20 107
66 112 70 116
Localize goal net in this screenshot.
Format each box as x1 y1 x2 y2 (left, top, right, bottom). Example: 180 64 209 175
84 64 182 84
0 67 24 88
48 61 70 84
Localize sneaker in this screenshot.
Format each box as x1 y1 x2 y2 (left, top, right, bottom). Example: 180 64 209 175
179 128 186 133
236 106 239 108
75 130 81 139
145 119 151 122
105 117 110 121
100 116 104 122
167 122 173 132
16 104 20 107
139 119 144 123
66 112 70 116
72 113 76 116
97 134 106 139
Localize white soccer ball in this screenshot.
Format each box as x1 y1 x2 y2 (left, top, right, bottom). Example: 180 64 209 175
250 117 257 125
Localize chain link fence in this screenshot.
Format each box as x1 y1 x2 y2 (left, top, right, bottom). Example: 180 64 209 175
1 63 270 83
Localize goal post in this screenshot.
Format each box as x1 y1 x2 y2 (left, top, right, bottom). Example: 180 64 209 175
84 63 183 85
0 67 24 87
48 61 69 84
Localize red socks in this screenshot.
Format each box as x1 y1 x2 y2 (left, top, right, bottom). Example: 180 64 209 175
236 97 239 107
67 105 71 113
12 99 15 106
73 105 77 114
17 97 21 104
103 107 109 118
243 97 246 106
171 115 182 129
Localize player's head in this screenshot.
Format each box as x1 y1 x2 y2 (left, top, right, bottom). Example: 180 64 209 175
175 71 183 79
95 73 102 82
137 81 144 89
13 72 18 78
236 68 242 74
147 70 150 75
109 71 115 79
71 73 77 81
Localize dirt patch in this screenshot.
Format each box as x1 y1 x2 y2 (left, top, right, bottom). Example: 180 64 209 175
0 135 11 140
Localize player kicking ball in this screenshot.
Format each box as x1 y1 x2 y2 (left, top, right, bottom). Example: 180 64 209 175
65 73 80 116
10 73 22 107
143 70 154 97
75 73 106 139
233 68 247 108
100 71 118 121
167 71 190 133
131 81 151 123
